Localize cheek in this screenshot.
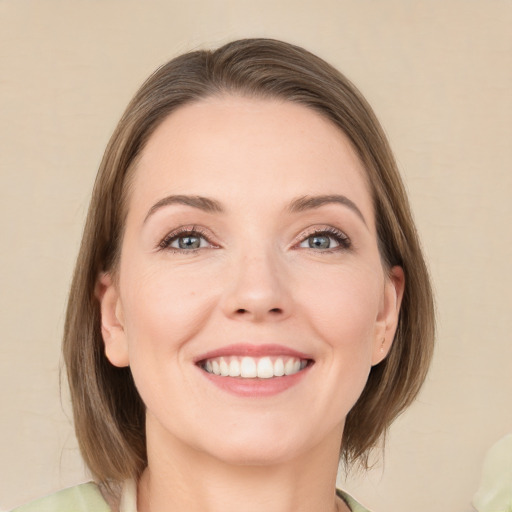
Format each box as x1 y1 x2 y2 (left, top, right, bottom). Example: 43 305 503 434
118 262 220 415
298 265 382 348
120 261 218 353
315 270 382 394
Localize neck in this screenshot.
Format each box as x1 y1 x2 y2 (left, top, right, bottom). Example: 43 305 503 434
137 417 348 512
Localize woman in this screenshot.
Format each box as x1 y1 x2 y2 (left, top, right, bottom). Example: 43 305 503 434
13 38 434 512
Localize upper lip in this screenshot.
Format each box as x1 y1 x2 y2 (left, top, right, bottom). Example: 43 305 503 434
194 343 314 364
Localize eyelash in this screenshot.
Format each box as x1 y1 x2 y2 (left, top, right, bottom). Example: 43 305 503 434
158 226 215 253
157 226 351 253
295 227 351 252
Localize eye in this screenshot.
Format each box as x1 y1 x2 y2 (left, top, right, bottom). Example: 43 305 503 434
159 227 214 252
171 233 208 250
298 228 351 251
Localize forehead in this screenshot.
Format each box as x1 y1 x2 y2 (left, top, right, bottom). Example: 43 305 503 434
128 95 373 222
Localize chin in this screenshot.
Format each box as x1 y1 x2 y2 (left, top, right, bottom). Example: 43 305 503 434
197 425 314 467
211 442 301 467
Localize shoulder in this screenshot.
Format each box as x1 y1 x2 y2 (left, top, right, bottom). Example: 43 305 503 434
11 482 112 512
337 488 373 512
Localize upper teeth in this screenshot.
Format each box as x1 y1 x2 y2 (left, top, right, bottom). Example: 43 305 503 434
202 356 307 379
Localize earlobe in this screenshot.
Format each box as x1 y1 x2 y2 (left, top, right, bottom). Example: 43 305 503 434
371 265 405 366
96 272 130 368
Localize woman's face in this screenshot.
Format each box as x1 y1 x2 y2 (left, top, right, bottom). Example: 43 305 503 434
99 95 404 465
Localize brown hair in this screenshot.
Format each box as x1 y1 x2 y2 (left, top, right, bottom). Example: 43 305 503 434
63 38 434 485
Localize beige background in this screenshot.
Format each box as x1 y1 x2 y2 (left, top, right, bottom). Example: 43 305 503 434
1 1 511 511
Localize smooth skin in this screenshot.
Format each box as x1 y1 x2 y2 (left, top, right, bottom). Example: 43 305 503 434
98 96 404 512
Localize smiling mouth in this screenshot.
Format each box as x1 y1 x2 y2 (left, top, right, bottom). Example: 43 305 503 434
198 355 313 379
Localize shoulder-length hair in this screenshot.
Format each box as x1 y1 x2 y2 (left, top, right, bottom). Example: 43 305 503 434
63 38 434 485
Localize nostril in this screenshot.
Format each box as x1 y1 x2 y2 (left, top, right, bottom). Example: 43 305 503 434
235 307 282 315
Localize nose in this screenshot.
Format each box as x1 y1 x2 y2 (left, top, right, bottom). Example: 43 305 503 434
220 249 292 322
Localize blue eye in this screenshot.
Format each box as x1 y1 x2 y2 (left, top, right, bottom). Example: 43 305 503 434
298 229 350 251
171 234 205 250
159 229 212 251
303 234 338 249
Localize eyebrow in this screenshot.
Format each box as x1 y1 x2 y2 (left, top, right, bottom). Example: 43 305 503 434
144 193 367 227
287 194 368 227
144 195 224 223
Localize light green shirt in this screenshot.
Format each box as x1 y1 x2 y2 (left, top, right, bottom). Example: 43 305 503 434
11 483 111 512
12 482 372 512
338 489 373 512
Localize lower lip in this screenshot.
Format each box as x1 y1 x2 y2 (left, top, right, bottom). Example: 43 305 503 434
198 365 312 397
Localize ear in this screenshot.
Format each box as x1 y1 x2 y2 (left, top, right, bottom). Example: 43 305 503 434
95 272 129 367
371 266 405 366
